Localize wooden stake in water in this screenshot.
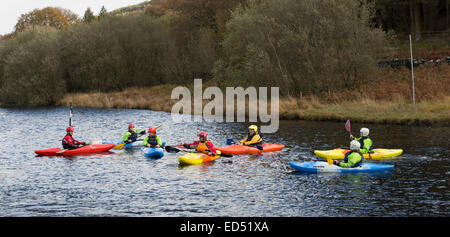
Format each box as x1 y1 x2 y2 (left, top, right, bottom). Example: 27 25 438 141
409 34 416 105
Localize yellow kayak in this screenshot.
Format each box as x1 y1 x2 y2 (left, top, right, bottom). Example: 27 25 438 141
178 151 221 165
314 148 403 160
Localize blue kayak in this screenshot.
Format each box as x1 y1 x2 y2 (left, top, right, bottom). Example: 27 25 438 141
289 161 394 173
142 147 165 158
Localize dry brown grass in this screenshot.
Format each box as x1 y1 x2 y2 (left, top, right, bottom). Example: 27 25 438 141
58 65 450 126
278 96 450 125
58 84 178 112
338 64 450 103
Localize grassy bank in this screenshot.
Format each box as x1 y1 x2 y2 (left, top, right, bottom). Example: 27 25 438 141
58 66 450 126
279 96 450 126
59 89 450 126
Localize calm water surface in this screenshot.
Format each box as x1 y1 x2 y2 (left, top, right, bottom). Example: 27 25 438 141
0 107 448 216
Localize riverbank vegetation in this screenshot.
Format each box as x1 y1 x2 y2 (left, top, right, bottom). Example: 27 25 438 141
0 0 449 125
58 65 450 126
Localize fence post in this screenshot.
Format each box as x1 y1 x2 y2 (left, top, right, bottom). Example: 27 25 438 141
409 34 416 105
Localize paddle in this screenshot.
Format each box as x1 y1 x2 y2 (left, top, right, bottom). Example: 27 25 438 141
227 139 263 151
345 119 352 137
114 125 162 150
346 120 372 160
69 102 73 127
165 145 233 157
57 102 74 154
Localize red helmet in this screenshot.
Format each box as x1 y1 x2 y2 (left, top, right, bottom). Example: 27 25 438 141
148 128 156 134
66 126 74 132
198 132 208 138
128 123 135 129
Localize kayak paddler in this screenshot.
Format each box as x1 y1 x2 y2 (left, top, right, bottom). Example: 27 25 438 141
238 125 263 146
179 132 217 156
143 127 163 148
62 126 90 150
350 127 373 154
123 123 146 144
333 140 363 168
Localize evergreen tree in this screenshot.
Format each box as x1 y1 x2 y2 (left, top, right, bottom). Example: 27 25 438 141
98 6 108 20
83 7 95 23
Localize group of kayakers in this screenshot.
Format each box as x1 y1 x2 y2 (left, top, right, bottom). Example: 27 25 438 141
62 123 373 168
62 123 264 153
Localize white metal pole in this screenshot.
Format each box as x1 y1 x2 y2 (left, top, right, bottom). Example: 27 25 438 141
409 34 415 105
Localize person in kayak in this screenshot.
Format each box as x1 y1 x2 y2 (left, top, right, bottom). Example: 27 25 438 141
333 140 363 168
238 125 263 146
350 127 373 154
123 123 146 144
179 132 217 156
143 127 163 148
62 126 90 150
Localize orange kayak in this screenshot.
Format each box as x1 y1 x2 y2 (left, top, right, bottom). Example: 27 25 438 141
217 143 285 155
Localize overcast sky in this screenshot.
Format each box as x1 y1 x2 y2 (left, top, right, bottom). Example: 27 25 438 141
0 0 147 35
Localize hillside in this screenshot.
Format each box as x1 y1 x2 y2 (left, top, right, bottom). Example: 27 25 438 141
110 1 151 16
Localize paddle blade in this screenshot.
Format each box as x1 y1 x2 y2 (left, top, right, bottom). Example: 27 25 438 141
114 143 125 150
327 158 333 165
226 139 236 145
220 153 233 158
69 102 73 127
165 146 181 153
345 120 351 132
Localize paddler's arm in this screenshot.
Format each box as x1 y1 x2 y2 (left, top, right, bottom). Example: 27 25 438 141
180 141 198 149
156 136 162 147
136 130 146 135
73 139 89 146
206 141 217 155
242 134 262 146
239 136 249 145
142 137 149 146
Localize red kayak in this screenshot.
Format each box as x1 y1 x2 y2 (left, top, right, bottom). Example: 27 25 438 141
217 143 285 155
35 144 115 156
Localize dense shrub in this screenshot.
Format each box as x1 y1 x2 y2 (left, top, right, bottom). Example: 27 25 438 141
213 0 388 97
0 27 65 106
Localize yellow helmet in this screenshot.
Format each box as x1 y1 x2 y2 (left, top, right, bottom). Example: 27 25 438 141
248 125 258 132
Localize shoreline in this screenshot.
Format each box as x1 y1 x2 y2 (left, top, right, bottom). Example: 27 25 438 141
56 86 450 127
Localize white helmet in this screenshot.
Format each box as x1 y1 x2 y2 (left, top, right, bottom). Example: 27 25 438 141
350 140 361 151
360 128 369 136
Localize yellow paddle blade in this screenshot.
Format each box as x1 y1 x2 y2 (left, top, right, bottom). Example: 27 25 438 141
155 125 162 130
327 158 333 165
114 143 126 150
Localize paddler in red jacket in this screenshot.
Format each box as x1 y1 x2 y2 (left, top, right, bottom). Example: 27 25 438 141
62 126 90 150
179 132 217 156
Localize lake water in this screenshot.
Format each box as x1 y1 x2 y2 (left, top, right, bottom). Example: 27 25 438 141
0 107 448 217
